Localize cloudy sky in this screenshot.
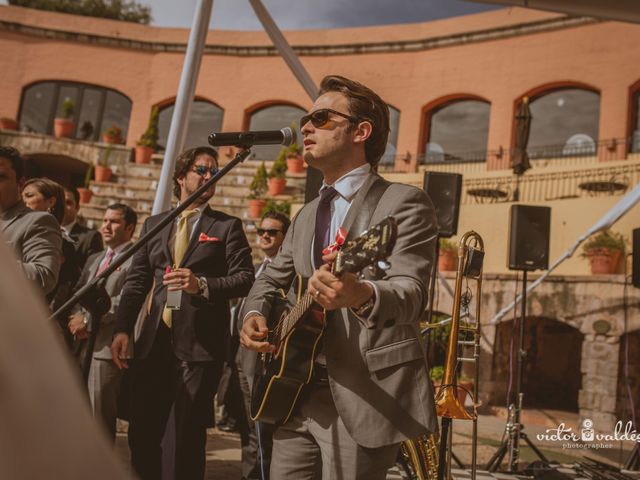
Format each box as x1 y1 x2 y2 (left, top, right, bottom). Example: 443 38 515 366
1 0 503 29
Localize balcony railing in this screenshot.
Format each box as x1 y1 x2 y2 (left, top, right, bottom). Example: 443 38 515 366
377 137 636 174
462 159 640 205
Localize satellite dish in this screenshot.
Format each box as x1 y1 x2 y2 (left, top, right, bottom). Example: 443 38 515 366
562 134 596 156
426 142 445 163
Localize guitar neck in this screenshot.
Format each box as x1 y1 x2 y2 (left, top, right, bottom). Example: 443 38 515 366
279 291 315 339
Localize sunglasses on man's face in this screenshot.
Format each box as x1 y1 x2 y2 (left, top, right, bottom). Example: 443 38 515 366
192 165 220 177
300 108 359 130
257 228 283 237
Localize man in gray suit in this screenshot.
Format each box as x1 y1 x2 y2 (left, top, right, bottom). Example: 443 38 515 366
68 203 137 439
240 75 439 479
0 146 61 295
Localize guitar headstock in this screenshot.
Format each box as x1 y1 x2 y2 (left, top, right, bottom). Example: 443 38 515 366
334 216 397 275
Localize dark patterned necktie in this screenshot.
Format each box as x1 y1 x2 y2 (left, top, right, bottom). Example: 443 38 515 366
313 186 338 269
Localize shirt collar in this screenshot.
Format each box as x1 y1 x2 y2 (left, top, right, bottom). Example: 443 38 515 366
62 220 76 235
108 241 132 257
320 163 371 201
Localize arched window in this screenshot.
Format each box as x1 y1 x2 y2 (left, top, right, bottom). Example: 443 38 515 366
249 104 306 160
423 99 490 163
18 81 132 141
528 88 600 158
380 105 400 166
631 88 640 153
157 100 224 151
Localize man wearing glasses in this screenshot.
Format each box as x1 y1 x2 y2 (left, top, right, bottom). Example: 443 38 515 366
241 75 439 479
231 210 290 480
111 146 254 480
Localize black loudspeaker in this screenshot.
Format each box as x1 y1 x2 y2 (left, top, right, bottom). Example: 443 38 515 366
508 205 551 271
633 228 640 288
304 166 324 204
422 172 462 238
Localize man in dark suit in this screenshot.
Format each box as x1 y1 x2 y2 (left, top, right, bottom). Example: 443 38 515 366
233 210 290 480
0 146 61 295
68 203 137 440
62 186 103 270
111 146 254 480
241 76 438 479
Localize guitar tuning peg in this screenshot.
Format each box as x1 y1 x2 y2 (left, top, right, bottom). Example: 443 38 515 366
377 260 391 271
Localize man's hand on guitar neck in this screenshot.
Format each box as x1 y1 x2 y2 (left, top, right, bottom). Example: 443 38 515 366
309 252 374 312
240 313 275 353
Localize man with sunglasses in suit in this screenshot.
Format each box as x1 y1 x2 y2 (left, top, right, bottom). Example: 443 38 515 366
111 146 254 480
241 75 439 479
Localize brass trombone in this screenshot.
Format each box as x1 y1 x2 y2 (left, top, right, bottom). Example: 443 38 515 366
398 231 484 480
436 231 484 480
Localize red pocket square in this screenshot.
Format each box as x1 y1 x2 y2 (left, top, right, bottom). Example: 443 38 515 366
198 233 220 243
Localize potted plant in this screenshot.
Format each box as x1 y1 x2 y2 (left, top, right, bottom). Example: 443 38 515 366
268 148 288 196
54 97 74 138
580 230 627 274
285 142 304 174
0 117 19 130
438 238 457 271
135 106 159 164
94 144 114 182
248 162 268 218
102 124 123 144
78 164 94 204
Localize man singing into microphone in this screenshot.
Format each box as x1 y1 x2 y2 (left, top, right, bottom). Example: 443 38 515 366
241 75 439 479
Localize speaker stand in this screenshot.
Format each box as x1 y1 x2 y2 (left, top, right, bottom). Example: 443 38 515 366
486 271 549 472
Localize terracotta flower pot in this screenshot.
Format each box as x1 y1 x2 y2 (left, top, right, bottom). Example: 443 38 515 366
268 177 286 196
94 165 113 182
587 248 621 274
0 118 19 130
438 249 457 271
77 188 93 204
286 155 304 174
102 134 122 145
135 146 153 164
248 199 266 219
54 118 74 138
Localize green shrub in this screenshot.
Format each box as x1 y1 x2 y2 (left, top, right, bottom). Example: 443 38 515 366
580 230 626 258
249 162 268 200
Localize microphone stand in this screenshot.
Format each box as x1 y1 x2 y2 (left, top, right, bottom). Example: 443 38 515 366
50 147 253 382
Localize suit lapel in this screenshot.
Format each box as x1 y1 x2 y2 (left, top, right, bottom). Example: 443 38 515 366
340 174 380 242
88 250 104 279
180 207 215 267
160 212 174 266
299 199 318 276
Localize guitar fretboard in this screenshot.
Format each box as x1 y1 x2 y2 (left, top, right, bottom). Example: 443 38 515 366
275 291 314 343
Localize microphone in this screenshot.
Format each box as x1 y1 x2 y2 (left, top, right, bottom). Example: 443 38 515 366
208 127 296 147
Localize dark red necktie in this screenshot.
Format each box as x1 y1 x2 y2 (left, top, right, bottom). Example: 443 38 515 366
96 249 114 277
313 187 338 269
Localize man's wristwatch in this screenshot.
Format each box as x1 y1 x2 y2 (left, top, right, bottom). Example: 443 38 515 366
197 277 208 296
353 291 376 318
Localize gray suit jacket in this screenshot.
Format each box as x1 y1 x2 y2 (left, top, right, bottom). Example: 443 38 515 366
243 173 439 448
75 246 133 360
1 200 62 295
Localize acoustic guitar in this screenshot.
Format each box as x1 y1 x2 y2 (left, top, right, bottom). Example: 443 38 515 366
251 216 397 425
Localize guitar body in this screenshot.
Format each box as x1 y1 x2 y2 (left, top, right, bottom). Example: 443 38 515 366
250 275 326 425
249 217 398 425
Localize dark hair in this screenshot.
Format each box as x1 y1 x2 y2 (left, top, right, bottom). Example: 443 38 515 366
106 203 137 228
0 146 25 180
261 210 291 235
172 146 219 199
64 185 80 207
23 177 65 224
318 75 390 166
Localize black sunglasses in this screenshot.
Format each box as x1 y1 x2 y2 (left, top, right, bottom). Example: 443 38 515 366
257 228 283 237
192 165 220 177
300 108 359 130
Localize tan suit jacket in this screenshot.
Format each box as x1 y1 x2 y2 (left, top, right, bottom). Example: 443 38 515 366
1 200 62 295
243 173 439 448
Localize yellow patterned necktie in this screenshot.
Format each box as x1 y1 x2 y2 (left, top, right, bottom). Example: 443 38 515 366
162 209 199 328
